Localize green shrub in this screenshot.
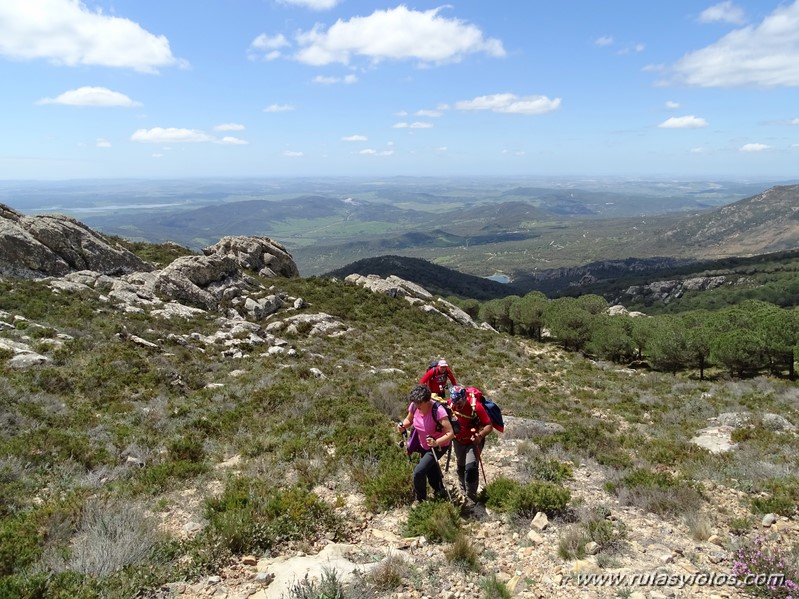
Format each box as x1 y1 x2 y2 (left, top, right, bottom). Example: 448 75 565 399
481 477 520 512
0 511 44 575
508 481 571 518
750 478 799 517
526 457 573 483
359 455 412 512
479 574 511 599
445 533 480 572
204 478 342 555
402 500 461 543
285 568 347 599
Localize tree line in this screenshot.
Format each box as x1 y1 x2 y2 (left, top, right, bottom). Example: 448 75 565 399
464 293 798 380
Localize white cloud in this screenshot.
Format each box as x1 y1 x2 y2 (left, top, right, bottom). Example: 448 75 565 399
415 109 443 117
264 104 295 112
665 100 680 109
410 122 433 129
698 1 746 25
293 6 505 66
690 147 705 153
312 74 358 84
740 143 770 152
248 33 291 61
214 123 245 131
392 122 409 128
672 1 799 86
342 135 367 141
217 136 248 145
130 128 214 143
657 115 708 128
96 138 111 148
0 0 185 73
790 118 799 125
278 0 339 10
283 150 304 157
359 148 393 156
394 110 408 116
454 93 561 115
595 36 614 47
36 86 141 107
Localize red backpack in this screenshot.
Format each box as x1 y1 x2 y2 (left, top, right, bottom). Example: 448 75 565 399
466 387 505 433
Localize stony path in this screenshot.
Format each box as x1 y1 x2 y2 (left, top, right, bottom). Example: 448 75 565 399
158 423 796 599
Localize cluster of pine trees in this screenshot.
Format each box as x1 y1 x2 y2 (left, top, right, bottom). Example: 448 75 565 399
471 293 798 379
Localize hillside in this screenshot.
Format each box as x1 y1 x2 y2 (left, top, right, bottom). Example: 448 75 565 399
0 212 798 597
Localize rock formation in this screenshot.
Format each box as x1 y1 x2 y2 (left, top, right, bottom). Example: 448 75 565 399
0 203 152 278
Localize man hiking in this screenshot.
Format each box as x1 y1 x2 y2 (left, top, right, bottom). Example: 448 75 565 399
397 384 455 504
447 385 493 503
420 358 457 398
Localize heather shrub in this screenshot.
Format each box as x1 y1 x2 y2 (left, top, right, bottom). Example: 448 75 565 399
402 500 461 543
731 534 799 598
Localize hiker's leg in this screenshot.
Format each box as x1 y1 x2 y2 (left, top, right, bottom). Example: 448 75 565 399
413 451 435 501
464 444 480 499
427 447 447 498
453 442 468 493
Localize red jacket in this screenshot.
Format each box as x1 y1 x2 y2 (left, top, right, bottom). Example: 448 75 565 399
419 365 457 396
448 397 492 444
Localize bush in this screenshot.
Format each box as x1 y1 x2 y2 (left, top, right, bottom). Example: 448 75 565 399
369 553 408 592
402 500 461 543
508 481 571 518
204 478 342 555
285 568 348 599
481 477 519 512
445 534 480 572
359 455 412 512
479 574 511 599
732 534 799 598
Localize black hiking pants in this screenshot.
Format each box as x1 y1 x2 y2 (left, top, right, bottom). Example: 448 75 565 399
413 446 448 501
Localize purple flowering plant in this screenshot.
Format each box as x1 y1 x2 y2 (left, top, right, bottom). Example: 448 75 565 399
731 534 798 598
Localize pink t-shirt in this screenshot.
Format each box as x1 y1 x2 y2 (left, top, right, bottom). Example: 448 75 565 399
409 402 451 450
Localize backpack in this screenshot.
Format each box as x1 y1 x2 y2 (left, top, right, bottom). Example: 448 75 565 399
412 396 461 434
426 358 442 375
466 387 505 433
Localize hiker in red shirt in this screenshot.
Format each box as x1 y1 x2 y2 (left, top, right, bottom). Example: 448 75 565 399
448 385 493 502
420 359 457 398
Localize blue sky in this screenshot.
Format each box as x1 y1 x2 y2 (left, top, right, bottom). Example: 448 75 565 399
2 0 799 181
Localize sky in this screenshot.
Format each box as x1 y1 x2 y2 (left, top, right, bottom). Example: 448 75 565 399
2 0 799 181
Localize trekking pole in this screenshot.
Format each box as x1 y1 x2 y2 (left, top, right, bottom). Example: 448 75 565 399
471 428 490 487
427 436 453 503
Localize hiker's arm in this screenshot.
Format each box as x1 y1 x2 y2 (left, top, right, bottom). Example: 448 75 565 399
474 422 493 441
428 418 455 447
447 369 457 385
397 408 413 432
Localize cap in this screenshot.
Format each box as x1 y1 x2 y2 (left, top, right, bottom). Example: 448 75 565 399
438 359 448 367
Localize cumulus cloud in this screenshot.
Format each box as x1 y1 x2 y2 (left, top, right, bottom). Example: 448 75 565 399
312 74 358 84
698 1 746 25
278 0 339 10
392 121 433 129
36 86 141 107
359 148 393 156
217 136 248 145
454 93 561 115
595 36 614 47
415 109 443 117
283 150 304 157
130 128 215 143
342 135 367 141
264 104 295 112
790 118 799 125
291 6 505 66
665 100 680 109
96 138 111 148
0 0 185 73
740 143 770 151
657 115 708 128
671 1 799 86
214 123 245 132
248 33 291 61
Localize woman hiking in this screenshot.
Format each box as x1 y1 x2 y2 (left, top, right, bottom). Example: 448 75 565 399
396 384 455 504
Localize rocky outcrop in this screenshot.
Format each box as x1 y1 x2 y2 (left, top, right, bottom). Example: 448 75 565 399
203 236 300 278
617 276 728 305
343 273 489 330
0 203 152 278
